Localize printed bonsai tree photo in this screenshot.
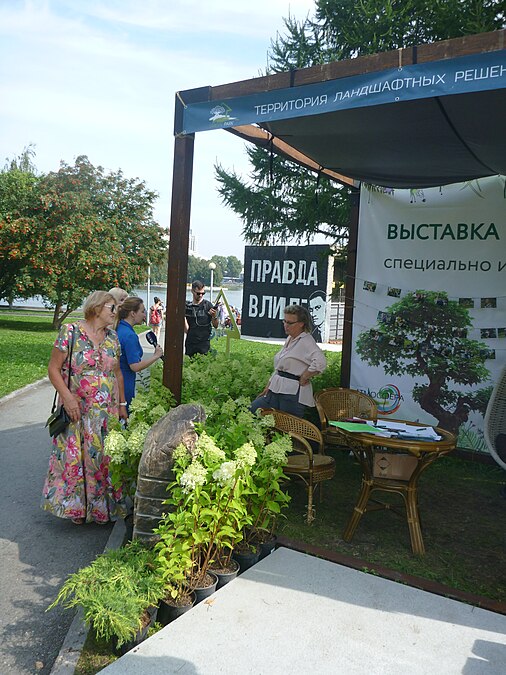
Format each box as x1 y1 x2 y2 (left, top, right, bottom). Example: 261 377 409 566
356 290 492 435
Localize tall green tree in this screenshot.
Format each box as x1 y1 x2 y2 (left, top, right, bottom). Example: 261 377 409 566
0 154 166 327
224 255 243 278
0 147 40 303
216 1 505 245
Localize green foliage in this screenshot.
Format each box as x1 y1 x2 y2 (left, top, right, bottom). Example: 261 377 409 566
47 541 165 648
216 1 504 245
215 149 351 247
186 255 243 286
105 369 176 499
155 406 291 591
0 153 166 327
181 345 275 405
356 290 491 433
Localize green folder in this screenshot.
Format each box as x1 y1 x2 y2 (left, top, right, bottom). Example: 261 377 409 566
329 421 386 434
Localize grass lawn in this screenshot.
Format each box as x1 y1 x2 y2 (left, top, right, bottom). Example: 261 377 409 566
281 449 505 601
0 313 57 398
0 311 147 398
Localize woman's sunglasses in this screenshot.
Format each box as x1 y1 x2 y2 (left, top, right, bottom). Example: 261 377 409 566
104 303 117 313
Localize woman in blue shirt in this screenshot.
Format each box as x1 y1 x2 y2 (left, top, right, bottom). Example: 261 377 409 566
116 297 163 410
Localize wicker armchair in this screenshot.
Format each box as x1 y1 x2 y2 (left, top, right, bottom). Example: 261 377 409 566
315 387 378 450
260 409 335 524
484 364 506 471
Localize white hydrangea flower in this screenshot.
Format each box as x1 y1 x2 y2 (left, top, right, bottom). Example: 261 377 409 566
180 460 207 493
212 460 237 487
247 428 265 448
264 437 292 465
149 404 166 423
235 396 251 409
235 442 257 468
259 413 276 428
196 432 225 463
129 395 149 414
172 443 190 463
104 430 128 463
236 410 254 428
127 422 150 455
220 399 236 416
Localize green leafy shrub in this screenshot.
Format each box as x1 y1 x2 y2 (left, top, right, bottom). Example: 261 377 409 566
47 541 165 648
154 402 291 590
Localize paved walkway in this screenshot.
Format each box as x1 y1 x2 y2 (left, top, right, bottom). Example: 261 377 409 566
103 547 506 675
0 381 115 675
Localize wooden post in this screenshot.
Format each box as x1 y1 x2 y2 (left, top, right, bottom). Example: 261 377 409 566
340 188 360 388
163 133 195 402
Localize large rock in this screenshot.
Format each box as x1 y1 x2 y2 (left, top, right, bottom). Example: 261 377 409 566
133 403 205 543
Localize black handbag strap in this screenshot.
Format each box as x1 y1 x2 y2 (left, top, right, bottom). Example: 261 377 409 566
51 323 76 413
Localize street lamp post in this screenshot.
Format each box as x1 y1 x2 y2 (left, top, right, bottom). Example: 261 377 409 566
147 262 151 314
208 262 216 302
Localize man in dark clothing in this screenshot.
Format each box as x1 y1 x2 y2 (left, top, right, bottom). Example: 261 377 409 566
184 280 219 356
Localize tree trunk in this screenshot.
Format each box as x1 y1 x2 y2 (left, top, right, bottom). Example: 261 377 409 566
52 303 62 330
418 379 471 435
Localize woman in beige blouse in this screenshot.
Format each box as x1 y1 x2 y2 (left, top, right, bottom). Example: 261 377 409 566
250 304 327 418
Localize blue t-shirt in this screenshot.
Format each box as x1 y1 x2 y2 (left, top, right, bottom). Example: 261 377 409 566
116 320 143 406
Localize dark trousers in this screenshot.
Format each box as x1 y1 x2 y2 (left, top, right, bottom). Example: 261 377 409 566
250 390 307 418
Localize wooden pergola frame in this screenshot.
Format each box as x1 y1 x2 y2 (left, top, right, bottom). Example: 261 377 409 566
163 30 505 402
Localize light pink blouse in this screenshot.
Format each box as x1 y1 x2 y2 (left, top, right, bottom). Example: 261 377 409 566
268 332 327 406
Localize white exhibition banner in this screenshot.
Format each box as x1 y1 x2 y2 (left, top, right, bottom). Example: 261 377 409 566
350 176 506 451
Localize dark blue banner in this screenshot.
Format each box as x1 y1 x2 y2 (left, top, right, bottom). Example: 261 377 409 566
180 50 506 135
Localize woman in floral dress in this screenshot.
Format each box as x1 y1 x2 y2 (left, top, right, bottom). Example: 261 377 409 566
41 291 128 524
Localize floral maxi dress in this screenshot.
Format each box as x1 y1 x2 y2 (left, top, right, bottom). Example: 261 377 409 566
41 323 126 523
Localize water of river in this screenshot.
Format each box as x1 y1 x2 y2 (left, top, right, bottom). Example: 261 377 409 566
9 287 244 312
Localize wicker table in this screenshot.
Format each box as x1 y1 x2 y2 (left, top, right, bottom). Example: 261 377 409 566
340 420 456 555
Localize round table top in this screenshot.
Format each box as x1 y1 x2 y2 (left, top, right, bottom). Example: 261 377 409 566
341 418 456 456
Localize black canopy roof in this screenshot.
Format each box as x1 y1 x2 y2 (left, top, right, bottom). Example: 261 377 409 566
165 30 506 400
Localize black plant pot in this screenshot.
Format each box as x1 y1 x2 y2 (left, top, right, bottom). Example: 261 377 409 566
192 572 218 604
210 559 240 589
158 592 196 626
233 548 260 573
113 608 154 655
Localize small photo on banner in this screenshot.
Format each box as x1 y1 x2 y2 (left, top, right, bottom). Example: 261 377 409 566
481 297 497 308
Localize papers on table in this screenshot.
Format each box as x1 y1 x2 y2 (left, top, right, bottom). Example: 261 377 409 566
329 418 442 441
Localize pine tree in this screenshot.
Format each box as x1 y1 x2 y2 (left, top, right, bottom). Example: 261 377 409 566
215 1 505 245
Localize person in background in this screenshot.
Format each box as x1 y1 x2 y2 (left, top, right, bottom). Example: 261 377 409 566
184 280 219 356
148 296 164 341
116 297 163 409
108 287 129 307
41 291 128 525
250 304 327 418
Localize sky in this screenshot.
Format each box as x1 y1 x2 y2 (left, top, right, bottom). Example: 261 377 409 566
0 0 317 260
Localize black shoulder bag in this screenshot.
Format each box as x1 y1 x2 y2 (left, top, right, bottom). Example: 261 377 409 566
46 325 76 438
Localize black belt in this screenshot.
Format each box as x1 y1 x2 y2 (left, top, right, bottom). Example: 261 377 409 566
276 370 300 381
